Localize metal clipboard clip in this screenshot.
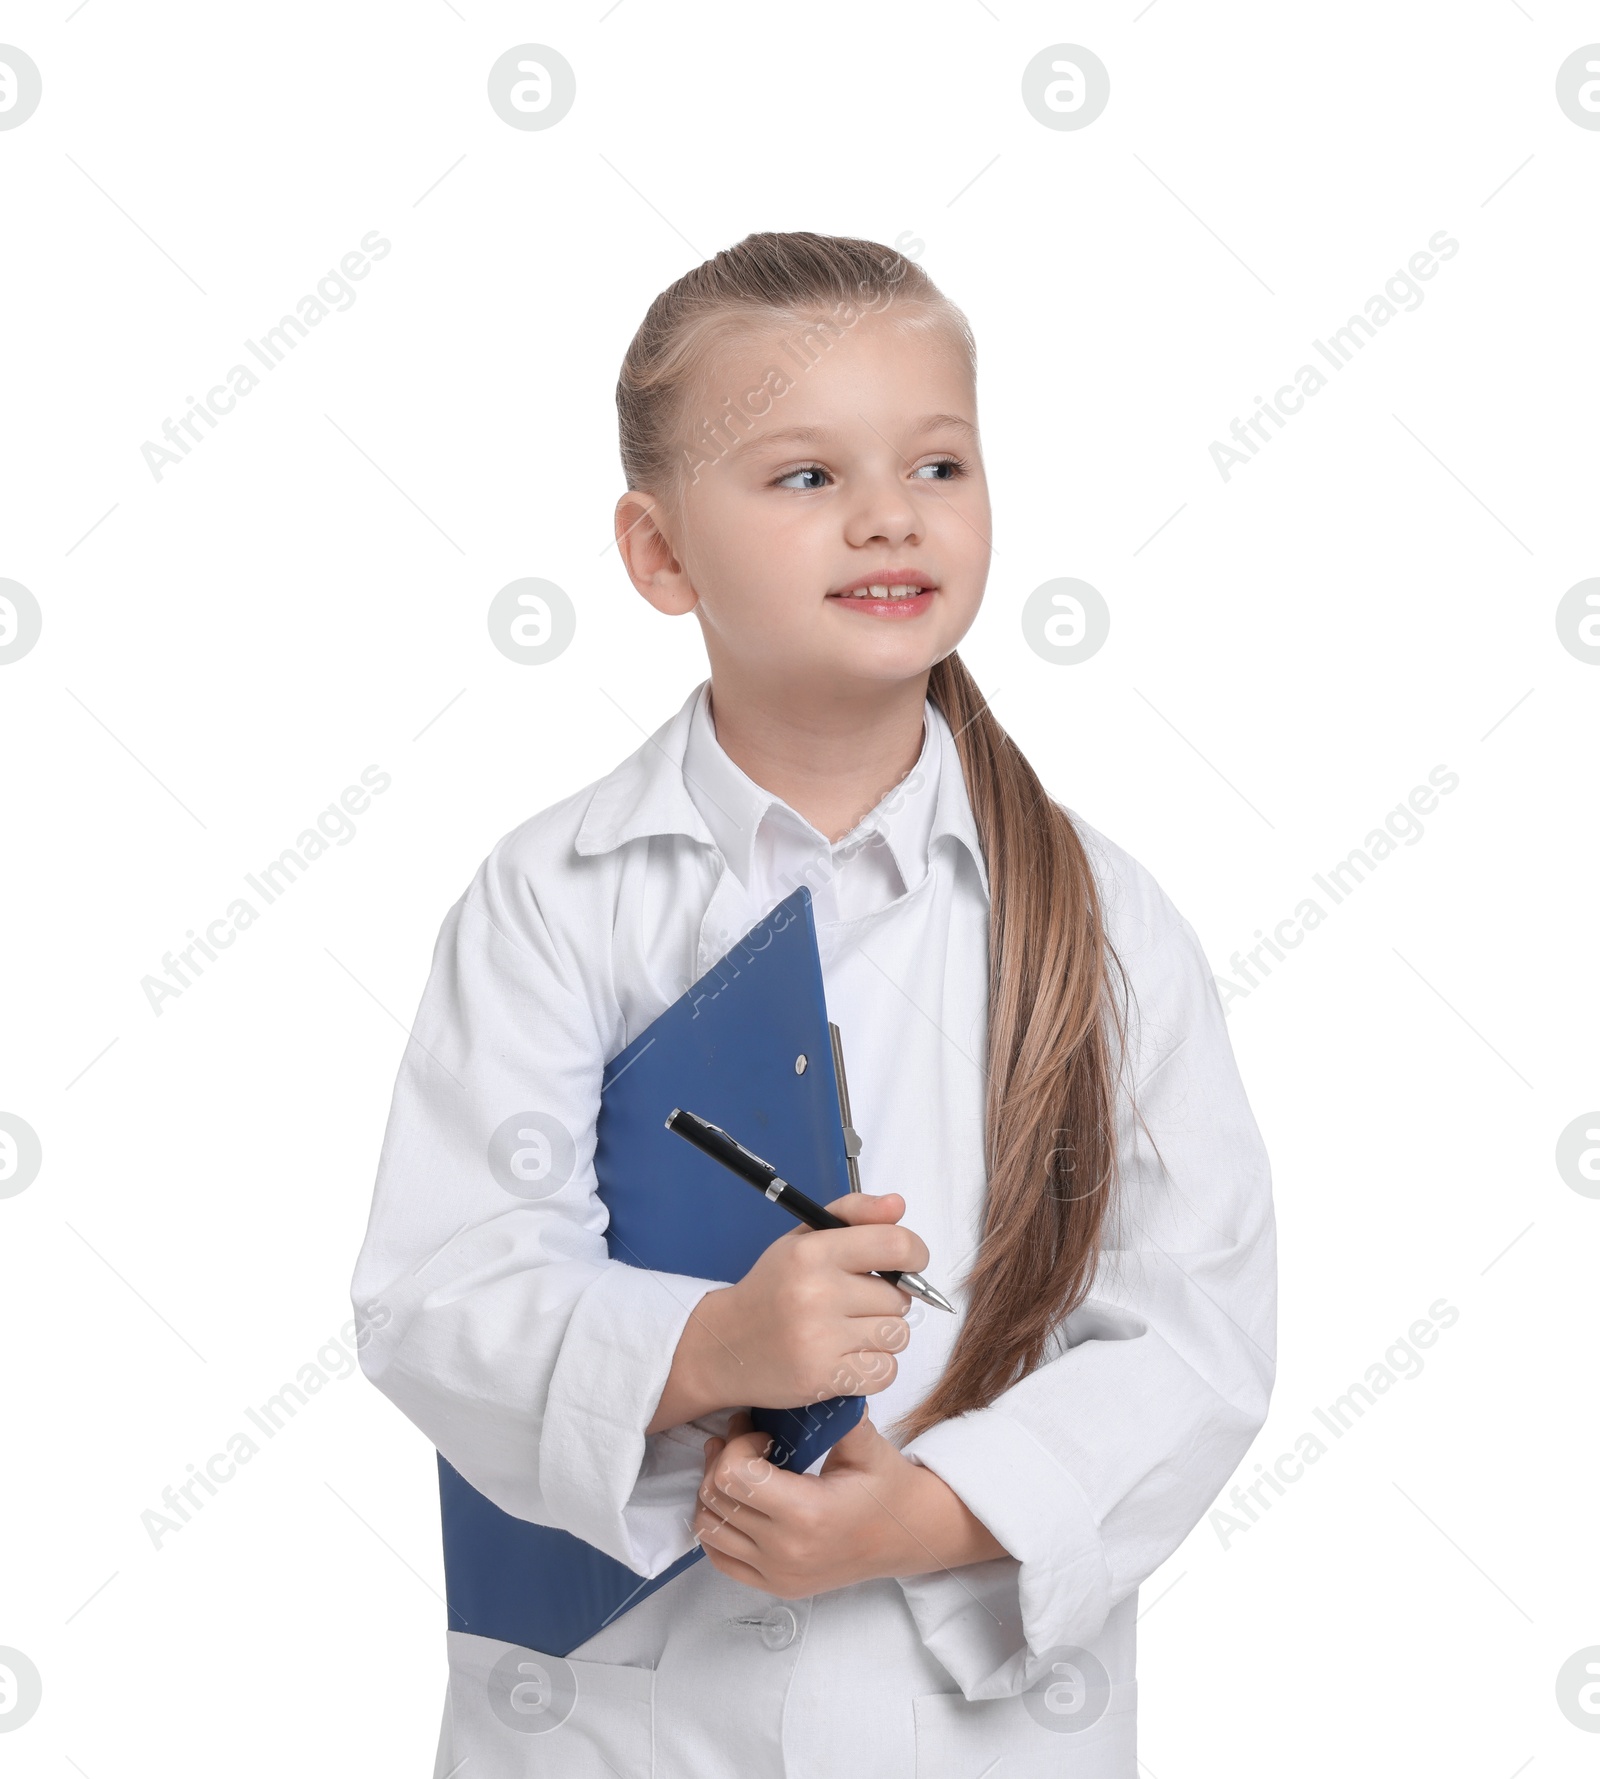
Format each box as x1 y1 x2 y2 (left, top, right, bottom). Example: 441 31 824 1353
828 1021 864 1194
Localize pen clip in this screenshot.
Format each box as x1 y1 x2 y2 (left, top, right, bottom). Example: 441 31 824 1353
710 1117 779 1180
669 1108 780 1182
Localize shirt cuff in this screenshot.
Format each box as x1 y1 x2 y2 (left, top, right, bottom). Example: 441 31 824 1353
895 1407 1112 1700
539 1260 732 1577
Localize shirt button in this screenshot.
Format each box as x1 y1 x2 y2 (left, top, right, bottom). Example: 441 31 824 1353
759 1607 798 1650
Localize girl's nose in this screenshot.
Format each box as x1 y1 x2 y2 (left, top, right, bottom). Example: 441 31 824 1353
843 471 922 548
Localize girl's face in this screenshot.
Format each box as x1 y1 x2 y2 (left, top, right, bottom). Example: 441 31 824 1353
633 308 991 699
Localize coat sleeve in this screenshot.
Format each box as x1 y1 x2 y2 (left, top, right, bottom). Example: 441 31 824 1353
893 911 1277 1700
348 842 733 1579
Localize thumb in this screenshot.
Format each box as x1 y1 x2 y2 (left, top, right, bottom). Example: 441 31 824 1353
819 1408 884 1474
823 1191 904 1226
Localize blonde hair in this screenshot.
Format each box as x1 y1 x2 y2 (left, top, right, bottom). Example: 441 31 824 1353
617 231 1133 1445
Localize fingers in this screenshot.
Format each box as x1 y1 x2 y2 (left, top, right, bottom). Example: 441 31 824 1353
828 1330 906 1396
829 1270 915 1319
776 1195 929 1279
812 1219 931 1281
799 1198 930 1278
702 1427 776 1507
841 1310 912 1355
699 1472 770 1530
699 1428 777 1539
696 1511 763 1569
694 1453 767 1568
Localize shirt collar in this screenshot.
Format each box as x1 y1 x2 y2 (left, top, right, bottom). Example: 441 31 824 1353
573 678 990 902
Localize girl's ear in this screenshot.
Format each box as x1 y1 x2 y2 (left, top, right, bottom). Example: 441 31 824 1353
615 490 699 616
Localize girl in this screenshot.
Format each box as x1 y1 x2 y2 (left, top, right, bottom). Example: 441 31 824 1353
351 230 1277 1778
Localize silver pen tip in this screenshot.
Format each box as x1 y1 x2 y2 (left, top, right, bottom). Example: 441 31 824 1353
902 1271 957 1314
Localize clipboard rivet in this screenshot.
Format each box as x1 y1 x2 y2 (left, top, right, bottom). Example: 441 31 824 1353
794 1054 807 1074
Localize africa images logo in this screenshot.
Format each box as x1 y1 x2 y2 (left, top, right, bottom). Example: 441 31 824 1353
1208 230 1459 482
139 230 391 481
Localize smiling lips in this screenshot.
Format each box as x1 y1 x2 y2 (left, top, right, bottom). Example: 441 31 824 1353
827 573 937 617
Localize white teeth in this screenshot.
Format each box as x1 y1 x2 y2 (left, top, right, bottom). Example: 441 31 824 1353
848 584 923 599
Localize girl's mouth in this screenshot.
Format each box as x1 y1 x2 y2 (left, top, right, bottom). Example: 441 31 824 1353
826 582 937 619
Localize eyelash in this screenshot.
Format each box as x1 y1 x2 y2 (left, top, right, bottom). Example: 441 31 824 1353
772 456 968 490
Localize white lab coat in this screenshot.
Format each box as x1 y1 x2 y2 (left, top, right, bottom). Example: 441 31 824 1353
350 680 1277 1777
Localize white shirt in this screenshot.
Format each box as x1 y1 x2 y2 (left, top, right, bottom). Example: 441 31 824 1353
350 678 1277 1779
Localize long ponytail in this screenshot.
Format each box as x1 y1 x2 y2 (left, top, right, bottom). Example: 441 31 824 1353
895 652 1130 1442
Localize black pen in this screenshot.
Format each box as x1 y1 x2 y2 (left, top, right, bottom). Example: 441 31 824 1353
665 1107 956 1314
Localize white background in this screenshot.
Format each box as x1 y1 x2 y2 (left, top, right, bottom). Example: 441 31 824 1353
2 2 1597 1772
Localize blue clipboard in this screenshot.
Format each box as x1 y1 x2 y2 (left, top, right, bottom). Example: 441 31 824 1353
437 885 867 1656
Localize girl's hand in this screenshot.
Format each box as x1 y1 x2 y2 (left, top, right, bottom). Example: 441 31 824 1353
692 1408 1005 1599
698 1194 927 1412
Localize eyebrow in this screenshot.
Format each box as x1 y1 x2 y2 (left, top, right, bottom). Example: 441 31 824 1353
746 413 978 450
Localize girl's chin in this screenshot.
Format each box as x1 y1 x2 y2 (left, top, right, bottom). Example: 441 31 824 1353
815 631 955 687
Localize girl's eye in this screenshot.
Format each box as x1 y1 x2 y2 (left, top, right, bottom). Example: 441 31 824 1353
773 456 967 490
774 465 829 490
